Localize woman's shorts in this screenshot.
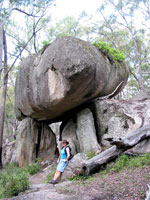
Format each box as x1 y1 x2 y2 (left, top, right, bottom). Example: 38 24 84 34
57 160 68 172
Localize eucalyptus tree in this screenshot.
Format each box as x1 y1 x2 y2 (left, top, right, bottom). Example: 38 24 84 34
43 11 99 45
96 0 150 97
0 0 54 169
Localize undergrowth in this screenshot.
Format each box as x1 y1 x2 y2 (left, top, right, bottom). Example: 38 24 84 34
26 159 42 175
69 153 150 183
0 161 42 199
86 152 96 159
100 153 150 175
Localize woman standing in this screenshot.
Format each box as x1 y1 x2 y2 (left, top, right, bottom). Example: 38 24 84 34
48 139 70 184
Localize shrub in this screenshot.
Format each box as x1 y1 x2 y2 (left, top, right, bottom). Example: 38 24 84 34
93 40 126 63
0 164 29 199
26 160 42 175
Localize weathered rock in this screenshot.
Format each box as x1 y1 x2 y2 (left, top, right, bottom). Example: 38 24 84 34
2 140 17 165
17 118 56 167
126 138 150 154
94 99 150 142
76 108 100 153
15 36 128 121
111 124 150 149
62 153 88 180
49 122 61 141
17 118 36 167
61 119 79 155
8 182 91 200
132 90 149 101
38 122 57 163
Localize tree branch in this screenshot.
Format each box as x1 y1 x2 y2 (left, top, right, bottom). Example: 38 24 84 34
5 23 43 78
12 8 39 17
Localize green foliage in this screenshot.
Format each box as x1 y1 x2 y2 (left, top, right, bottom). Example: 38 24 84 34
100 153 150 175
42 40 50 47
0 163 29 199
93 40 126 62
26 160 42 175
86 152 96 159
0 161 43 199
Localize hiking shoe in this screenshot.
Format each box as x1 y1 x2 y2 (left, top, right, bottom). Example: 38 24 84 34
48 180 57 184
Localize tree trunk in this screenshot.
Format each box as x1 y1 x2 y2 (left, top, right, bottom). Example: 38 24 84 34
0 30 8 169
0 21 3 85
111 124 150 148
82 145 123 175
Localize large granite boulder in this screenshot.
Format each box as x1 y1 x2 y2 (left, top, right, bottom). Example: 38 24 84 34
15 36 128 121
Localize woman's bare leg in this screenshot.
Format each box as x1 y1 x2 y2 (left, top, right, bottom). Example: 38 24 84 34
53 170 62 181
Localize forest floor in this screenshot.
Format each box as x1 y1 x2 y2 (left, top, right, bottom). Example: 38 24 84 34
23 165 150 200
56 166 150 200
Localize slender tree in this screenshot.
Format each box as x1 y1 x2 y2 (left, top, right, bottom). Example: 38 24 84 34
0 0 54 168
0 29 8 169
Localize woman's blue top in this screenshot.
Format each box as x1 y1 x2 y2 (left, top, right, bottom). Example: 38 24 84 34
60 147 67 160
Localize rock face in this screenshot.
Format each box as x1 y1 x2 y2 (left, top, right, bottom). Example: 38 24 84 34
2 140 17 165
17 118 56 167
94 99 150 154
94 99 150 141
15 36 128 121
77 108 100 153
61 119 79 155
14 99 150 166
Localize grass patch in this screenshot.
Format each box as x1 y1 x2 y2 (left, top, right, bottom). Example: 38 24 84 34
68 174 96 182
100 153 150 175
86 152 96 160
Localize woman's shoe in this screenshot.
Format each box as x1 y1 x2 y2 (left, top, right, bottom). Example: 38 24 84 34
48 180 57 184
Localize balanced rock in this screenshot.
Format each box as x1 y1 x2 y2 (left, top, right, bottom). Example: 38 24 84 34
15 36 128 121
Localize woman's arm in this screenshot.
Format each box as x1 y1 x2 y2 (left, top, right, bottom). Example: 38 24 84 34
57 155 60 163
65 147 70 162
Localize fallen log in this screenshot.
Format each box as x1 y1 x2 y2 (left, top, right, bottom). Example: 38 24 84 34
82 124 150 175
82 145 124 175
111 124 150 148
